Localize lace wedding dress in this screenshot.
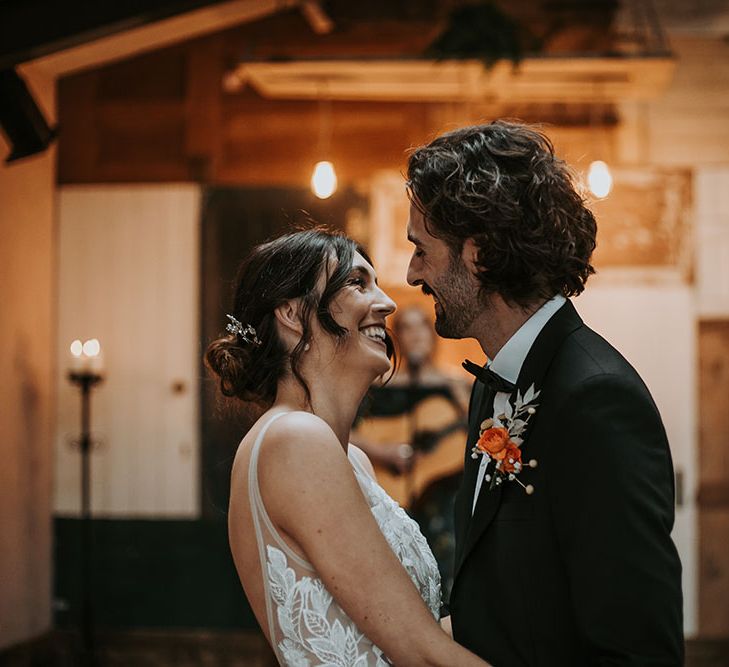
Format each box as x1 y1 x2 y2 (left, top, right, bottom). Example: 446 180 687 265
248 412 442 666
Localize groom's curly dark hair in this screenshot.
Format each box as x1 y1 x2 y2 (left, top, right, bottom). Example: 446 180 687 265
407 120 597 307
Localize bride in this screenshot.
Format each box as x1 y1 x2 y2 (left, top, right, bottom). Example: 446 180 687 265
206 228 488 666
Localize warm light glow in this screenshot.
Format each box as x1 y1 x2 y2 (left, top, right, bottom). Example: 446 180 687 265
70 339 83 357
588 160 613 198
82 338 101 357
311 160 337 199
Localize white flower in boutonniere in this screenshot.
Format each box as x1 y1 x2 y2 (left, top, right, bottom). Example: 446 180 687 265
470 383 540 495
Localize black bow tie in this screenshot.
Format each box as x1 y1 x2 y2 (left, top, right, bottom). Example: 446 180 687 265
462 359 516 394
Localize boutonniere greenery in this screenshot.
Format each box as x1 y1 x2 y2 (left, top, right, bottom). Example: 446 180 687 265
471 384 540 495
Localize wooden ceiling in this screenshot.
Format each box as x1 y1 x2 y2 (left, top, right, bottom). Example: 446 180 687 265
57 1 671 185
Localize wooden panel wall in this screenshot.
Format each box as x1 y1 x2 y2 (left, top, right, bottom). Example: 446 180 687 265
698 320 729 636
695 169 729 318
0 67 56 651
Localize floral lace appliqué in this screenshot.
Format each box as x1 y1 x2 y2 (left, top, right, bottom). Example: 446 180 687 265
267 545 389 667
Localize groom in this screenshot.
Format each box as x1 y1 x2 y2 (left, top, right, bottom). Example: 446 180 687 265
405 121 683 665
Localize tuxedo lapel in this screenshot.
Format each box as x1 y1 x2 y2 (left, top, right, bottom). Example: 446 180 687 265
455 461 503 580
454 380 493 567
453 300 584 581
453 380 496 577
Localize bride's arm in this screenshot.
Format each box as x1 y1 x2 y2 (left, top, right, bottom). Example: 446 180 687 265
260 412 490 667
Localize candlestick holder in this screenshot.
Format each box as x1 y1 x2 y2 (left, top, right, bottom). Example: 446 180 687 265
67 369 104 667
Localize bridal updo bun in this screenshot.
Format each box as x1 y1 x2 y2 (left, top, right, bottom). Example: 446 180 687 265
205 227 390 406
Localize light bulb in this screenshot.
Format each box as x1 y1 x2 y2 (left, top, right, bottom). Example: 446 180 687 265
311 161 337 199
70 339 83 357
588 160 612 198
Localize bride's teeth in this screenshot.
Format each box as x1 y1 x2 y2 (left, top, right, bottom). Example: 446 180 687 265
360 325 386 342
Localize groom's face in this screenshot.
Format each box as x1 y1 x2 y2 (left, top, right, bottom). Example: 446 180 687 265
406 204 480 339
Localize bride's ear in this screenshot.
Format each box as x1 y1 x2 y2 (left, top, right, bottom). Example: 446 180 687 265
274 299 304 341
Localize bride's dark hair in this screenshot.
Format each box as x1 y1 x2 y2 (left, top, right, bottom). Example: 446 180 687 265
205 227 395 407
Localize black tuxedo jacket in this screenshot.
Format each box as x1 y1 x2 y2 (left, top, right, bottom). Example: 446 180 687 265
450 300 683 666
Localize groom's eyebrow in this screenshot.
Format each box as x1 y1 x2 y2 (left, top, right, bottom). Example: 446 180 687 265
407 232 422 246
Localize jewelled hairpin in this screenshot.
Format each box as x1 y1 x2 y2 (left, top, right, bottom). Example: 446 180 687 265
225 314 262 346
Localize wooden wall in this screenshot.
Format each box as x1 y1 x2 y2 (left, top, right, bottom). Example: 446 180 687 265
694 167 729 636
57 33 431 186
0 66 55 650
698 321 729 636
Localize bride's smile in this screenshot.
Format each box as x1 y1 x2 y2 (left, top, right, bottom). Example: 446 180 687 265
322 253 395 378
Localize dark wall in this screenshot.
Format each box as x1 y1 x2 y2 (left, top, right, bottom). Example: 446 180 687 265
199 185 366 518
53 518 253 629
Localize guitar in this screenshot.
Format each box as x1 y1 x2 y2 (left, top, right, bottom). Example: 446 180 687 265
355 388 467 508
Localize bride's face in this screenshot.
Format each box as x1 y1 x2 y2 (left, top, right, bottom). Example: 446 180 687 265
313 252 396 378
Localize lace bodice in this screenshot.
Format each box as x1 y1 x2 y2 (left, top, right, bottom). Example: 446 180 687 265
248 413 442 666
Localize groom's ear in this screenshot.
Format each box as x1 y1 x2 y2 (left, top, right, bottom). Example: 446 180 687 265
461 238 480 275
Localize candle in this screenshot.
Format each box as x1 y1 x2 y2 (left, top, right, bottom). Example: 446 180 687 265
70 339 84 371
69 338 104 374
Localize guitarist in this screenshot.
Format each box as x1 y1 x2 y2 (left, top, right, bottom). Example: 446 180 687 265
351 305 470 598
351 304 470 483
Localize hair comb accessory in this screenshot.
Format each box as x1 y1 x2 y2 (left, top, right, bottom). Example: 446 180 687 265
225 314 262 346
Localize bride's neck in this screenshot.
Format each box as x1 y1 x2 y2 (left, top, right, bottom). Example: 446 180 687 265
274 371 370 449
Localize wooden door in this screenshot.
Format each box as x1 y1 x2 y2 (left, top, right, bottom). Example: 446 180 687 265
55 185 201 516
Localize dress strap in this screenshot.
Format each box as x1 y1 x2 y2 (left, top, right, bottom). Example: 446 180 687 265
247 412 316 644
248 412 315 570
347 446 372 480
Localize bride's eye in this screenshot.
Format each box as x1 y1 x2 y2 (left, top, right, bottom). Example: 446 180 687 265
348 276 366 290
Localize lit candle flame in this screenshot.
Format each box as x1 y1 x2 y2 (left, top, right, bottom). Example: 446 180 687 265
82 338 101 357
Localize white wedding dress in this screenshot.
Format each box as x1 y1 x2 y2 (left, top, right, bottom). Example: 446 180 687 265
248 412 442 666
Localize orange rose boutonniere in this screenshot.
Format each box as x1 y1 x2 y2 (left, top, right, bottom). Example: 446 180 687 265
477 427 510 457
471 384 540 495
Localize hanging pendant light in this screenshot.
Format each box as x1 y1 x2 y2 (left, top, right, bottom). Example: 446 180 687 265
588 160 612 199
311 87 337 199
312 160 337 199
586 85 613 200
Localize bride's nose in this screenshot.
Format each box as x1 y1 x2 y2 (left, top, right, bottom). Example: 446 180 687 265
372 288 396 316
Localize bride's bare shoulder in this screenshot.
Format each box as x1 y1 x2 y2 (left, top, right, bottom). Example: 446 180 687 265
254 413 364 528
256 411 348 475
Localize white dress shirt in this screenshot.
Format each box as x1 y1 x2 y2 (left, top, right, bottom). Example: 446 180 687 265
471 294 566 514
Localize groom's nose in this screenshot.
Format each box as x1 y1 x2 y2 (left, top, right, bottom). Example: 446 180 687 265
407 253 420 287
406 255 421 287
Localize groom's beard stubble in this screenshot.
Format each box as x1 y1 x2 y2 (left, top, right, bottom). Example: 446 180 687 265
427 258 481 340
